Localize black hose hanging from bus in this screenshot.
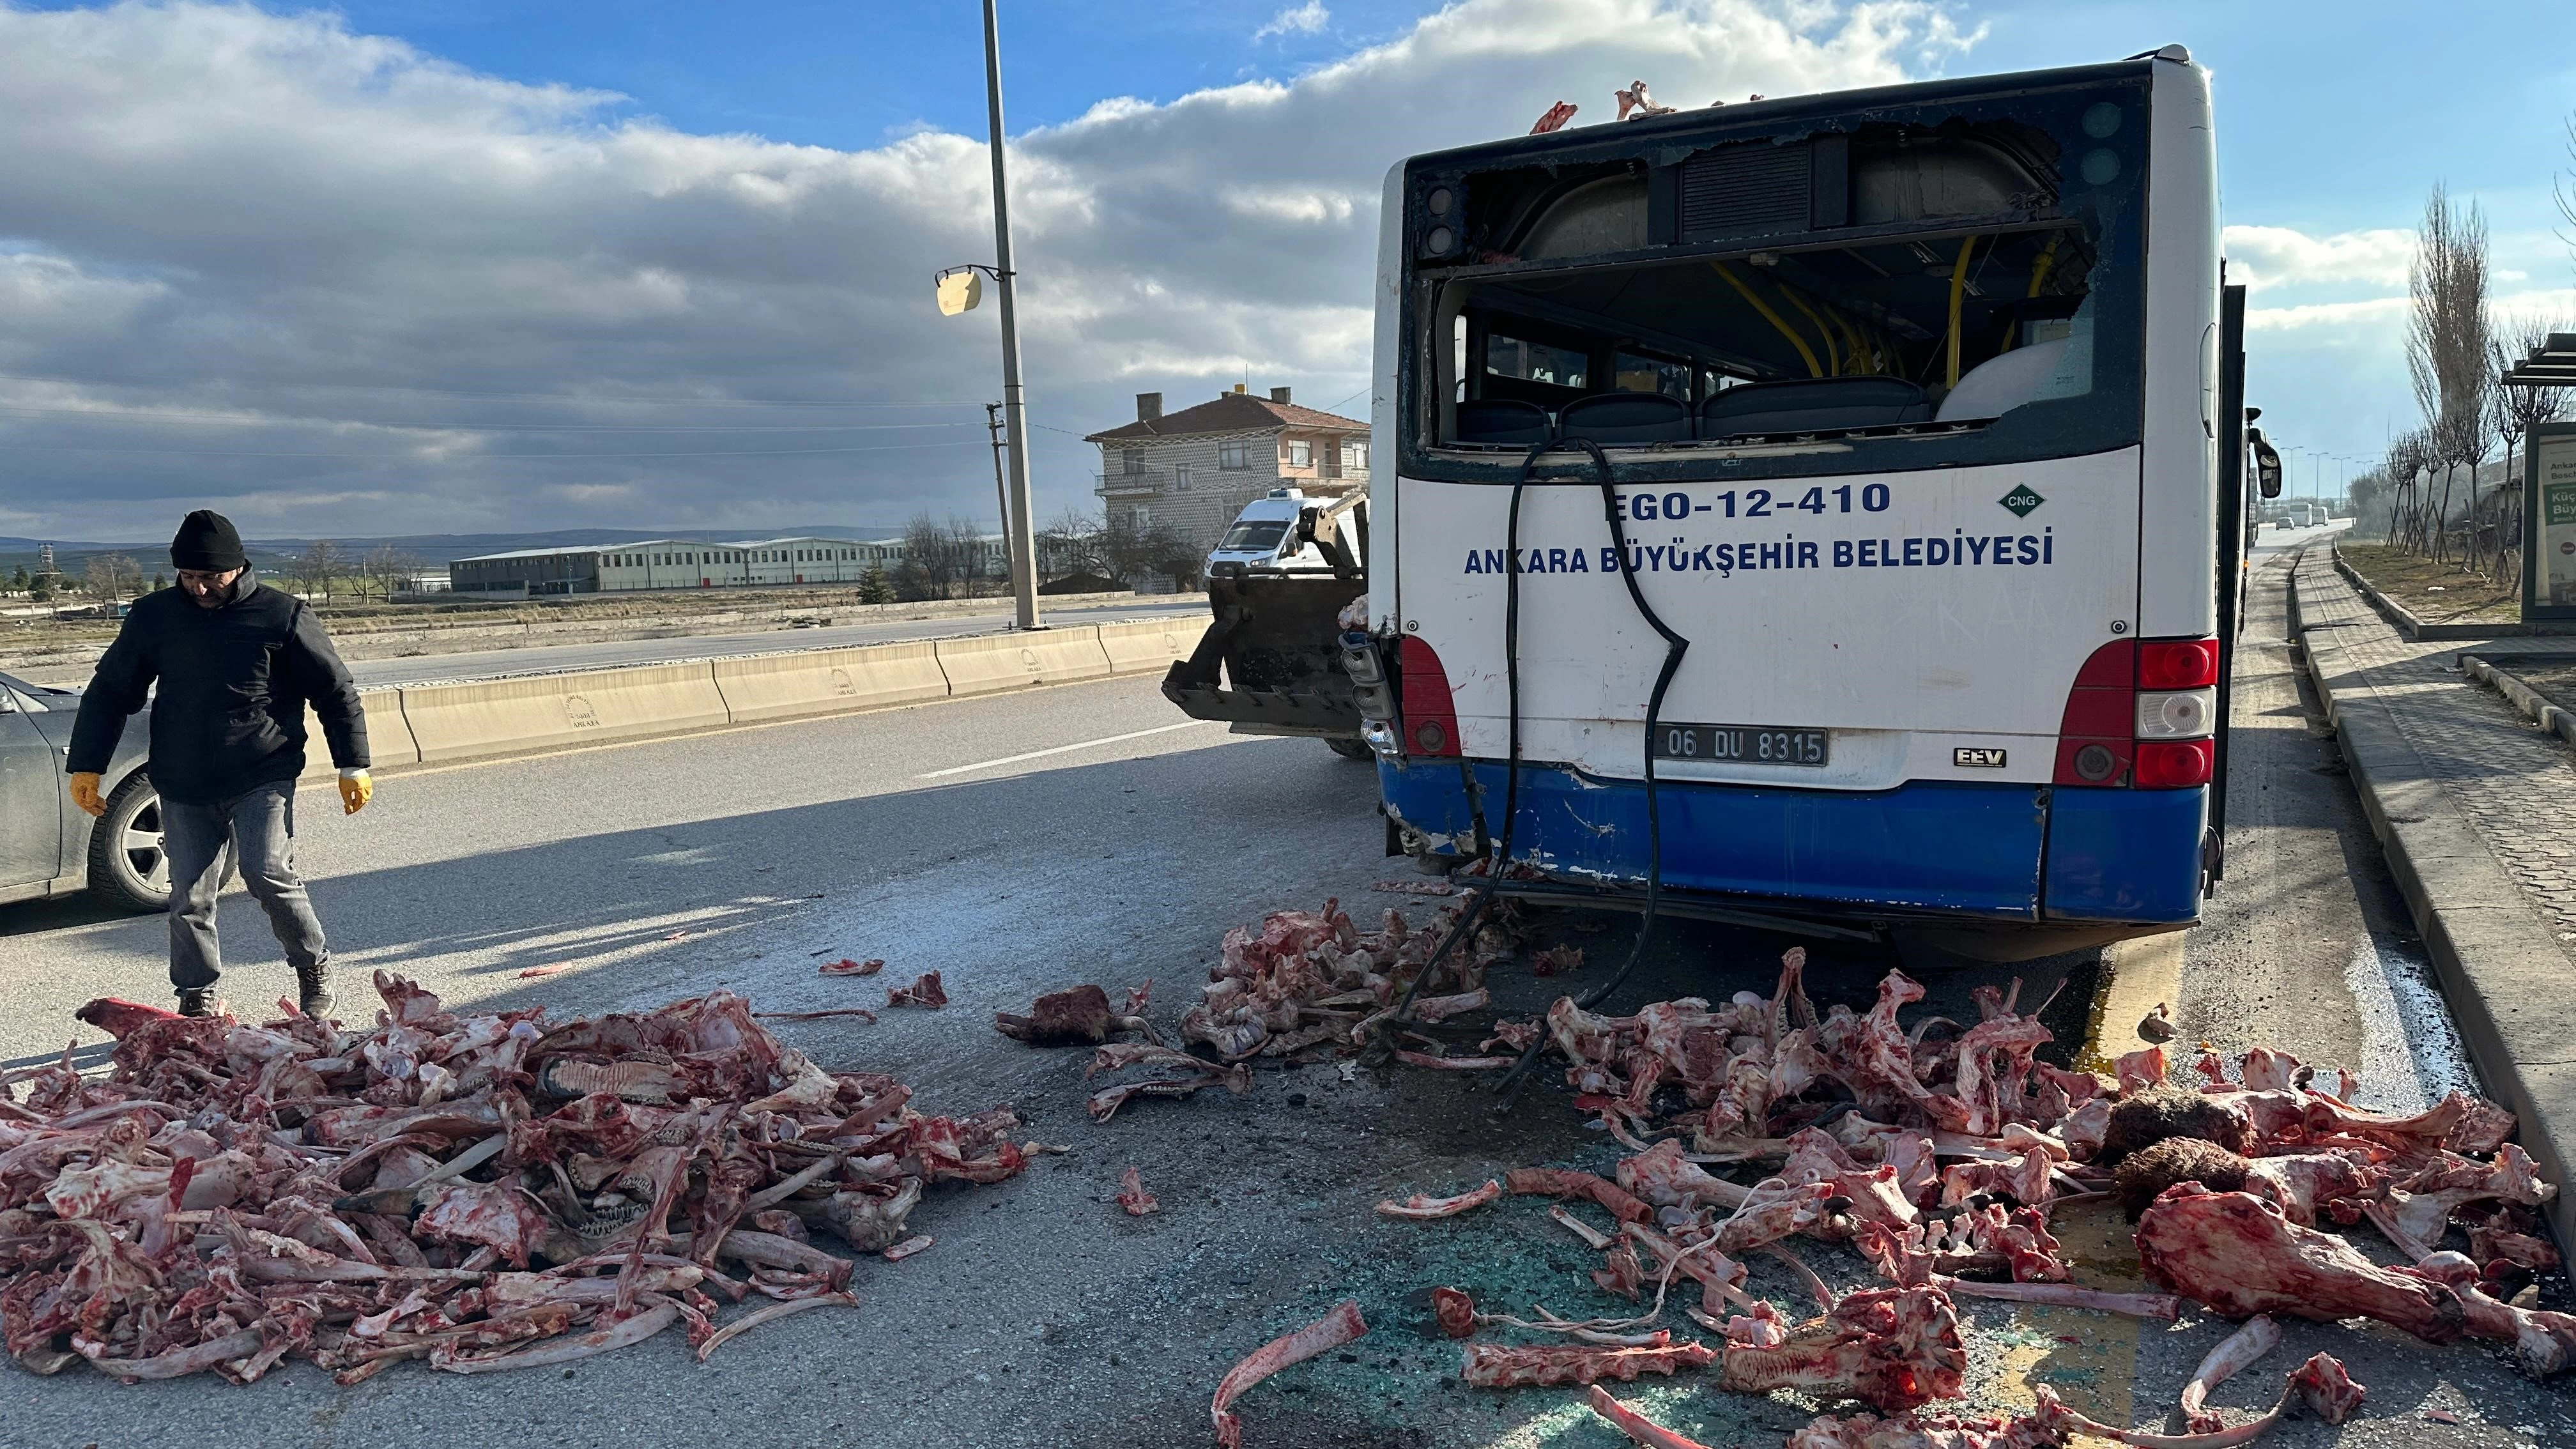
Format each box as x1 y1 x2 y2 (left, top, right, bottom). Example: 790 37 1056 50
1365 437 1692 1107
1488 436 1690 1110
1360 438 1551 1064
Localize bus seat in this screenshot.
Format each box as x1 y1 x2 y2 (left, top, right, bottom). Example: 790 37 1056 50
1935 337 2073 423
1558 392 1691 445
1453 399 1554 446
1700 377 1932 437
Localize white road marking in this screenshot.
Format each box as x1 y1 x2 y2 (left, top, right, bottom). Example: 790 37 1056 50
917 720 1220 778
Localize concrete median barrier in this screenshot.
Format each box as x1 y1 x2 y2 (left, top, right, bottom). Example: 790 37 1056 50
399 661 730 763
711 641 951 723
1097 617 1211 677
296 687 422 781
934 629 1114 696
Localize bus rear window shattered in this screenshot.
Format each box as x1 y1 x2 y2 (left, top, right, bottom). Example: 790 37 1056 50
1406 89 2149 486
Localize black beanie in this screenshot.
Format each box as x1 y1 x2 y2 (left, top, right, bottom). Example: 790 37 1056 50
170 510 247 572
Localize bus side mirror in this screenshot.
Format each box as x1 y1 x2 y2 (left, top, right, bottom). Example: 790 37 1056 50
2248 431 2282 499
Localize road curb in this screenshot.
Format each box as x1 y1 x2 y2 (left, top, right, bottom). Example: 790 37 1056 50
2331 544 2573 641
2292 557 2576 1251
2461 653 2576 751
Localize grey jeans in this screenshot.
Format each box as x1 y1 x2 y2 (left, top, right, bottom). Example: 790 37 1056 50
162 781 328 993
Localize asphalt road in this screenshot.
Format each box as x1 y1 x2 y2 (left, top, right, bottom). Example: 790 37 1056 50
0 551 2563 1448
8 596 1208 690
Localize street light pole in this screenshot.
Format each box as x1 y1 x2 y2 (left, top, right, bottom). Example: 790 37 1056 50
981 0 1042 630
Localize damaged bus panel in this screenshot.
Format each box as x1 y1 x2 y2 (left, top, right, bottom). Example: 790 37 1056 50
1350 49 2241 959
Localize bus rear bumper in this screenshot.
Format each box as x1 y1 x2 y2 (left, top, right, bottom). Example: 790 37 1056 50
2038 784 2207 923
1377 760 2204 928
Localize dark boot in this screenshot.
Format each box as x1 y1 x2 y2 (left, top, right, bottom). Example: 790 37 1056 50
176 986 227 1018
296 961 335 1021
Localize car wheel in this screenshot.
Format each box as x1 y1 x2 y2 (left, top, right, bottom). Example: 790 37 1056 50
88 770 171 912
1324 737 1374 760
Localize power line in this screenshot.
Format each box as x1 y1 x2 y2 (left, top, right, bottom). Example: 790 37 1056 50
0 406 986 433
0 438 988 461
0 371 990 410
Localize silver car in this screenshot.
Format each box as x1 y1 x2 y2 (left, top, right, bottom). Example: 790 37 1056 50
0 668 165 911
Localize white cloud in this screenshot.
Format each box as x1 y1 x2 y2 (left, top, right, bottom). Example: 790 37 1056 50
1218 186 1361 224
0 0 1971 540
2221 224 2414 293
1255 3 1331 42
2244 296 2410 332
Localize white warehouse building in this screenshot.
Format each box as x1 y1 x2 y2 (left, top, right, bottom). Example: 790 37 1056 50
450 535 1004 595
597 537 905 592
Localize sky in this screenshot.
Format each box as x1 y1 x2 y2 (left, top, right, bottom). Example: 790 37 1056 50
1 0 2571 543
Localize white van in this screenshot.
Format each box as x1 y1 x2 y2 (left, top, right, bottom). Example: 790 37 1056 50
1205 489 1342 576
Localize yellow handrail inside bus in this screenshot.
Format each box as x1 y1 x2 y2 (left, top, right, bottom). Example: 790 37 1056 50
1834 310 1880 376
1780 286 1840 375
1820 305 1864 374
1944 236 1976 390
2002 232 2065 352
1713 261 1822 379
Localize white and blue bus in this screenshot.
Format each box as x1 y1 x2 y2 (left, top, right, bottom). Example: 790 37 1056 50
1353 47 2250 959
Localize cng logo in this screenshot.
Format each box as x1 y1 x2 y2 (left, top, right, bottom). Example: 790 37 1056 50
1953 746 2007 768
1998 484 2044 518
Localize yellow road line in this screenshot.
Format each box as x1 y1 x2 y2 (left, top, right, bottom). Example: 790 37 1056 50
1989 1199 2143 1446
1993 931 2188 1441
2078 930 2187 1076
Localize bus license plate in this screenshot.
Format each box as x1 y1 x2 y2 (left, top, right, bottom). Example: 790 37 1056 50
1653 723 1829 767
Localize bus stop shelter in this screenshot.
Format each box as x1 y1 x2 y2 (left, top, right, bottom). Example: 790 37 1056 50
2506 334 2576 619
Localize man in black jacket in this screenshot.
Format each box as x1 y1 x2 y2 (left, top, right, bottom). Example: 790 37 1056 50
66 510 373 1019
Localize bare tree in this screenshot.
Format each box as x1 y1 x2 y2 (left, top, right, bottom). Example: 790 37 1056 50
364 544 418 601
2348 467 2389 540
1037 508 1108 583
295 540 348 602
901 514 956 599
1098 512 1197 588
2405 183 2492 563
944 514 993 595
2489 316 2572 582
82 553 141 605
2382 430 2432 549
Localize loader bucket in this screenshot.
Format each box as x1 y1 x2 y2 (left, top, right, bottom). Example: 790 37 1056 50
1161 571 1365 738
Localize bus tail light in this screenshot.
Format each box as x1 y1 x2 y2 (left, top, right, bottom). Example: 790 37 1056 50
2053 636 2217 789
2135 689 2216 739
2134 740 2214 788
2137 639 2220 689
1397 636 1461 758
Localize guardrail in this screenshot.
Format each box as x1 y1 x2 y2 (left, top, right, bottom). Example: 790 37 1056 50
297 617 1210 776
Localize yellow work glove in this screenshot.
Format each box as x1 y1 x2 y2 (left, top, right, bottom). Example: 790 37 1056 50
337 769 373 815
68 771 105 818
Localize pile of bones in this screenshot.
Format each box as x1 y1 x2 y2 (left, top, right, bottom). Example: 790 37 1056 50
1037 889 1535 1121
1178 902 2576 1449
0 973 1031 1383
